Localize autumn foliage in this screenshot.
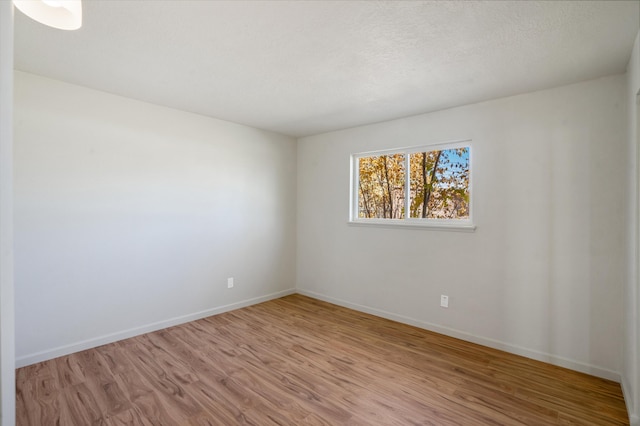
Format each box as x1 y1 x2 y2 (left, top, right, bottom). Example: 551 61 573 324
357 147 469 219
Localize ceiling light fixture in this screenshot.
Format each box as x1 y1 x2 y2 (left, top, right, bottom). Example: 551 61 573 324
13 0 82 30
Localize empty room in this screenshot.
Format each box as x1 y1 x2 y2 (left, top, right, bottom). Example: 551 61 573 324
1 0 640 424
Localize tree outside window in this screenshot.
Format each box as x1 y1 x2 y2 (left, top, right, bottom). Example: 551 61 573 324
354 144 470 223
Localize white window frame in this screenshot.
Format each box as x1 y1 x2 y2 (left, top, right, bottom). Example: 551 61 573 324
349 139 475 231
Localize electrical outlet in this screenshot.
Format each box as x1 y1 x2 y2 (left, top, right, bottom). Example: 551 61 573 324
440 295 449 308
227 277 234 289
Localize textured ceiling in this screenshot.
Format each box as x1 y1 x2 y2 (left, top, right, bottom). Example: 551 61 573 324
14 1 640 137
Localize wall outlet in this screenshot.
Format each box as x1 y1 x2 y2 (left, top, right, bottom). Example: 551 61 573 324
227 277 234 289
440 295 449 308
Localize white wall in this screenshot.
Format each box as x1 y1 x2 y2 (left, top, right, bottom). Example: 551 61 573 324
14 72 297 365
0 2 15 425
297 74 627 380
625 31 640 426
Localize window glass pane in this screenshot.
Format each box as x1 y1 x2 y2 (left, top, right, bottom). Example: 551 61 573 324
358 153 406 219
409 147 469 219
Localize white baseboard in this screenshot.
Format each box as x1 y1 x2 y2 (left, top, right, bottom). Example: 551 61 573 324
297 289 621 383
16 286 622 384
16 288 296 368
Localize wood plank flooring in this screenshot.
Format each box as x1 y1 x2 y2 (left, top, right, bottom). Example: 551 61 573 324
16 294 629 425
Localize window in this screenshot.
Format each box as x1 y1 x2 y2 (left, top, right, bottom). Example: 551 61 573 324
350 141 474 230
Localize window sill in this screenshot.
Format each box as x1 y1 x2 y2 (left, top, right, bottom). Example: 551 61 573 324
348 219 476 232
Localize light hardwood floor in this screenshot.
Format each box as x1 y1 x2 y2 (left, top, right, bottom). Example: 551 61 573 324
16 294 629 425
